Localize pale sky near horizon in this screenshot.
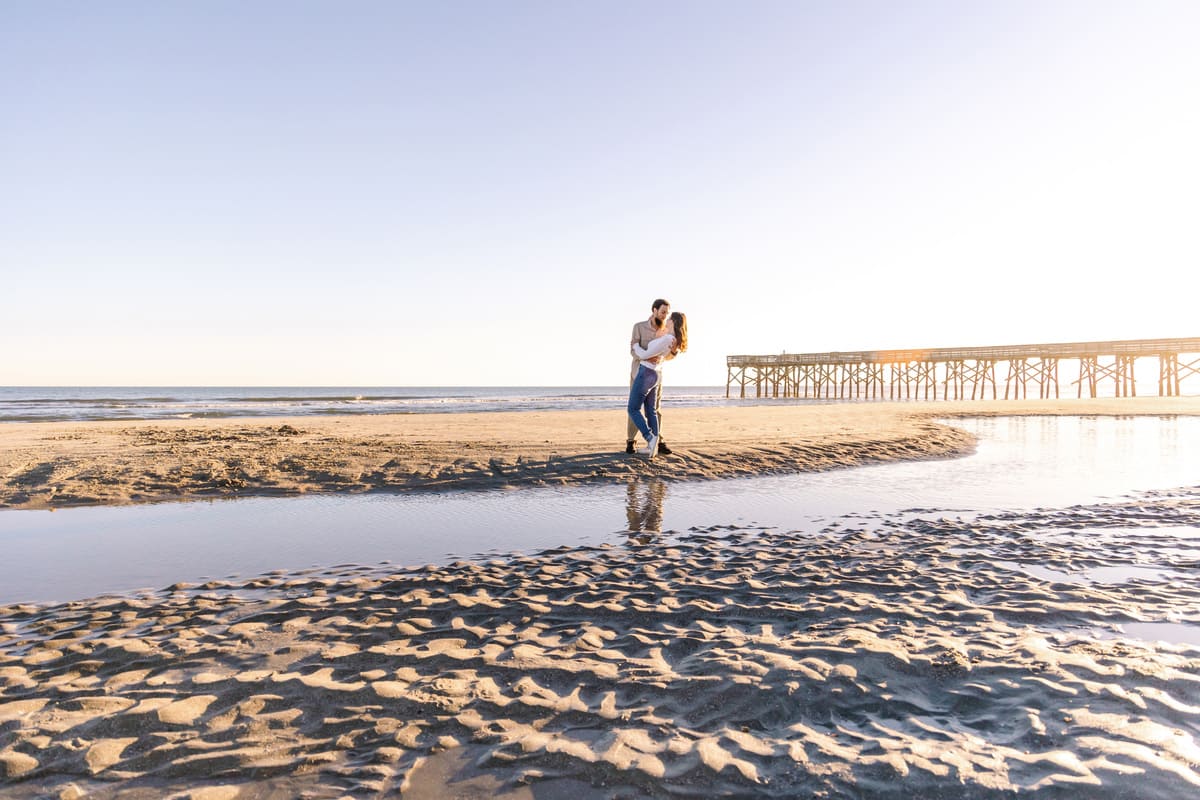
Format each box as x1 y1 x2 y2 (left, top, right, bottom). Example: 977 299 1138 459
4 1 1199 387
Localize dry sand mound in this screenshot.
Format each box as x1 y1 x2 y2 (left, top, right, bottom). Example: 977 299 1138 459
20 401 1188 510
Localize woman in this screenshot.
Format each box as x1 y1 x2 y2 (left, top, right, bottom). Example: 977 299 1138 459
627 311 687 458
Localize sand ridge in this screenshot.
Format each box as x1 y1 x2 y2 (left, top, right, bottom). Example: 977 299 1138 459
2 488 1199 797
3 397 1199 510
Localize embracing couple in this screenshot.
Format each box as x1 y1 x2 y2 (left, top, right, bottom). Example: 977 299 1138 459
626 298 688 458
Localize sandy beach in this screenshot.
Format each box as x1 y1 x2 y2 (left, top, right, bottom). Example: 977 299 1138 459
3 398 1200 797
3 397 1199 511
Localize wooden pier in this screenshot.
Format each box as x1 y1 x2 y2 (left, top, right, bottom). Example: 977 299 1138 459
726 337 1200 400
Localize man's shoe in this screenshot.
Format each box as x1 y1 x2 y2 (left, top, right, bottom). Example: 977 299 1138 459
657 441 672 455
625 440 635 454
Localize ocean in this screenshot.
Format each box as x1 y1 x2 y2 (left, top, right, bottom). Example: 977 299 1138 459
2 379 1175 423
0 386 744 423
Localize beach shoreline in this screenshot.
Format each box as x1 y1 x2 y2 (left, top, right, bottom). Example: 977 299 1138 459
3 399 1200 797
4 397 1199 511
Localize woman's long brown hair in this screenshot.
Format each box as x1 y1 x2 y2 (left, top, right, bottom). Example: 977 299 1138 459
669 312 688 355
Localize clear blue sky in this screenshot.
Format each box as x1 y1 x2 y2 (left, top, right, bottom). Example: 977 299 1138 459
4 1 1198 386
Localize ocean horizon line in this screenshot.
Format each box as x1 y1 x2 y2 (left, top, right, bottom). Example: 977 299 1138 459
0 385 741 424
0 384 728 390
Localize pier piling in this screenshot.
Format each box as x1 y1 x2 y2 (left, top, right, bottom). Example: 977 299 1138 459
727 338 1200 400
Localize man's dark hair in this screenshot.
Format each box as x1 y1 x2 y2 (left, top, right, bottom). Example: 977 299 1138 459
652 298 670 311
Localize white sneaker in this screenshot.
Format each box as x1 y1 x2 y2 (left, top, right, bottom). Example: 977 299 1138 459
644 433 659 458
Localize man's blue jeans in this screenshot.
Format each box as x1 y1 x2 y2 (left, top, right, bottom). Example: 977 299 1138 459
627 365 660 441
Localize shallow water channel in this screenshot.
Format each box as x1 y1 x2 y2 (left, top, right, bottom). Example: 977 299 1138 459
2 416 1200 606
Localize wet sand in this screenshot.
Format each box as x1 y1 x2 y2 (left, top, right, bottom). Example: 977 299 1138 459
2 488 1199 797
3 398 1200 797
3 397 1199 510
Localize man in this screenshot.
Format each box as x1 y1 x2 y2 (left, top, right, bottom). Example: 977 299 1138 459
626 298 673 455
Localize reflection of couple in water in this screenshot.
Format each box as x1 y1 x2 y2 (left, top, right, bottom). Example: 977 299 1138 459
626 298 688 459
625 479 666 544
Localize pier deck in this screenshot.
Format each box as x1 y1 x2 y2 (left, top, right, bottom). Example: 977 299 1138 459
726 337 1200 400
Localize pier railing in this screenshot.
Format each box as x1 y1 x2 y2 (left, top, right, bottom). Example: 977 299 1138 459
726 337 1200 400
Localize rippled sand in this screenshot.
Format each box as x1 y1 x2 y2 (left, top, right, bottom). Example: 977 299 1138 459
2 488 1198 798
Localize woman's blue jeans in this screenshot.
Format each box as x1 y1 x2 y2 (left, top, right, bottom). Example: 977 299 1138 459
627 365 660 441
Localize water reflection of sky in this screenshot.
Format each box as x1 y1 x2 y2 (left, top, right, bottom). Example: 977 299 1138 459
2 416 1200 605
